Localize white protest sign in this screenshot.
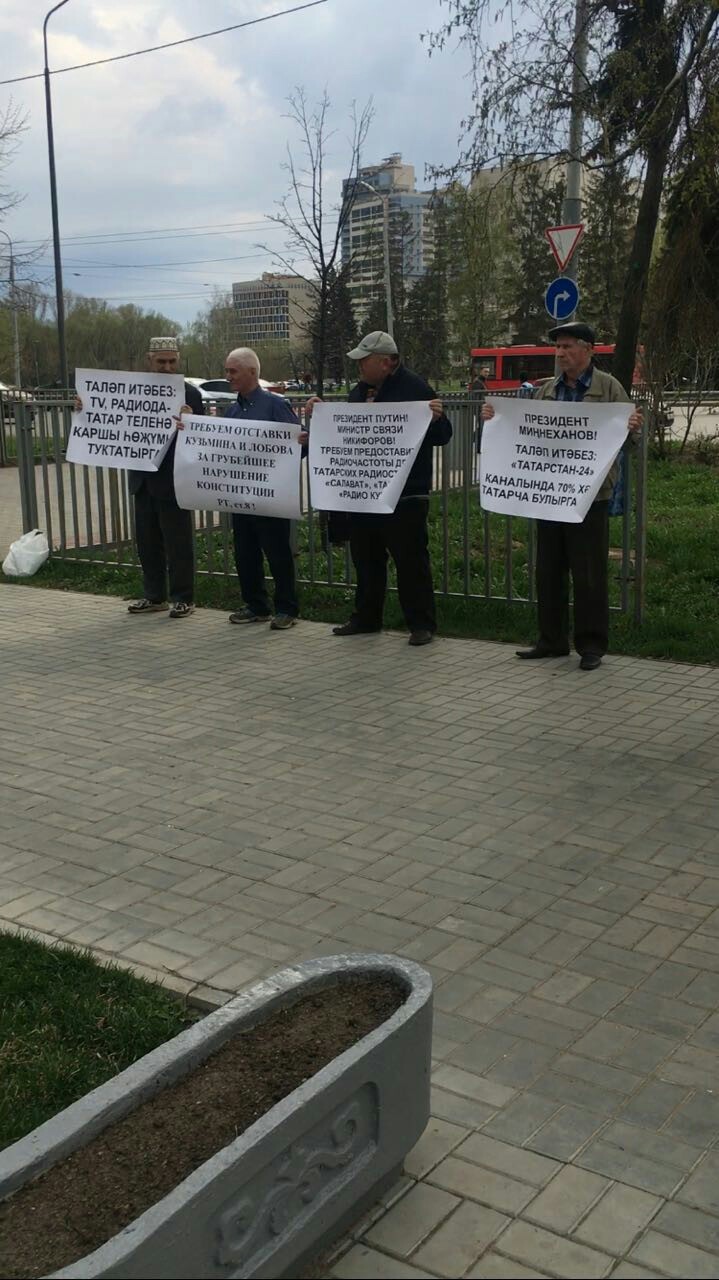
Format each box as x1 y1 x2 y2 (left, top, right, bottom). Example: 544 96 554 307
480 398 629 523
66 368 185 471
309 401 432 514
173 414 301 519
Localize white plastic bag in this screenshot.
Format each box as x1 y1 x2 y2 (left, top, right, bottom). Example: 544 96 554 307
2 529 50 577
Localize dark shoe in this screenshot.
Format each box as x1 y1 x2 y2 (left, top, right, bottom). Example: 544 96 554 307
516 646 570 659
169 601 195 618
332 621 381 636
270 613 297 631
229 607 271 625
409 630 433 647
579 652 603 671
128 598 167 614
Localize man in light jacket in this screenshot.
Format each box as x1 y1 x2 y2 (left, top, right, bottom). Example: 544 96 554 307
482 322 643 670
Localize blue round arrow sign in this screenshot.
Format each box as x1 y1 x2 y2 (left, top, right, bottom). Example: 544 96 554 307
545 276 579 321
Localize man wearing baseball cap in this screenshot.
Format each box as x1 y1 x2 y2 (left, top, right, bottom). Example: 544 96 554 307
307 331 452 646
482 321 642 670
126 337 203 617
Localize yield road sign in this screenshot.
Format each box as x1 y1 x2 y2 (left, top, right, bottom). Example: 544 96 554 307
545 224 585 271
545 276 579 321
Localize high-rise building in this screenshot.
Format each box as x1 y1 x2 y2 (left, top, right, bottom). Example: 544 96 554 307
341 154 435 322
231 273 315 349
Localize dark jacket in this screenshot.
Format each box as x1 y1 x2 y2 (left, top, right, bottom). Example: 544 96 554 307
348 363 452 499
129 380 204 500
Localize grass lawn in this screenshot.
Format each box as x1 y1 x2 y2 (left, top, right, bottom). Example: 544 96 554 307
2 455 718 664
0 932 191 1150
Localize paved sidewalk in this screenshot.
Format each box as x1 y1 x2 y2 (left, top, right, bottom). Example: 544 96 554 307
3 585 719 1279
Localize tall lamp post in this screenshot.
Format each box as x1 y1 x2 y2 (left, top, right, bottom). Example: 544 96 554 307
356 179 394 339
44 0 71 388
0 230 22 387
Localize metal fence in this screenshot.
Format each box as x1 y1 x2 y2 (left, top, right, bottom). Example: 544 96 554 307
1 389 648 622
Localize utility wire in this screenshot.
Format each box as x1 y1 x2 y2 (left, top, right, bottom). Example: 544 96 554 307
0 0 329 86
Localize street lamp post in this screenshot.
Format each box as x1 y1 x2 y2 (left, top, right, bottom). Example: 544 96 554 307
0 230 22 387
356 180 394 339
44 0 71 389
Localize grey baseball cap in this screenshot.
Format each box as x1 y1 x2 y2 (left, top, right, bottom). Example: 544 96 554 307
347 331 399 360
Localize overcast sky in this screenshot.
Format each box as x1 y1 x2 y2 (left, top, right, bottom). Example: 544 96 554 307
0 0 474 327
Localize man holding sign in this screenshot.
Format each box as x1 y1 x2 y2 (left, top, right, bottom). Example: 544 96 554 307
481 322 642 670
223 348 306 632
307 331 451 646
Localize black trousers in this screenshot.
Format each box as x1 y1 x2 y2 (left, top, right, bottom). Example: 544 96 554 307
231 514 298 617
536 500 609 655
133 486 195 604
349 498 436 632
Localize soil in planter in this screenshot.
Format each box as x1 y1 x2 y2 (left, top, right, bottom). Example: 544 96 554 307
0 975 403 1280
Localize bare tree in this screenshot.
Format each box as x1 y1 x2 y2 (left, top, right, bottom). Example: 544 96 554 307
258 89 373 396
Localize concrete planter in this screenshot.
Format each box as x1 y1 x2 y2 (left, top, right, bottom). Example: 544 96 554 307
0 953 433 1280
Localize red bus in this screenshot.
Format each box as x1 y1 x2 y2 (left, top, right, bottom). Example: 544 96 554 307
470 344 626 391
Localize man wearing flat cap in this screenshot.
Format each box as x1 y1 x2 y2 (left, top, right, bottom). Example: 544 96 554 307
126 337 203 617
307 331 452 646
482 322 642 670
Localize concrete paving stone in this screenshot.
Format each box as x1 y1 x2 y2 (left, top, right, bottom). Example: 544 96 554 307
651 1201 719 1255
630 1231 719 1278
676 1152 719 1215
572 1021 641 1063
612 1031 678 1076
576 1141 686 1198
330 1246 436 1279
492 1012 579 1051
482 1094 560 1146
663 1091 719 1146
435 973 487 1013
611 991 707 1039
483 1039 559 1089
456 1134 560 1188
466 1252 549 1278
552 1052 643 1096
447 1027 519 1071
432 1066 516 1110
575 1185 662 1254
413 1201 510 1278
430 1087 497 1132
365 1183 460 1256
526 1104 608 1162
457 985 522 1025
534 971 595 1005
496 1221 612 1278
609 1266 665 1279
528 1070 627 1118
428 1156 537 1215
404 1118 470 1179
636 960 700 1000
682 972 719 1008
523 1165 610 1234
619 1079 690 1128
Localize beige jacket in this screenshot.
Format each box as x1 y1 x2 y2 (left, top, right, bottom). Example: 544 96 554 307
534 366 631 501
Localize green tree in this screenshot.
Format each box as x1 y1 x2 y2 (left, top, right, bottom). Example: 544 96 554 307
403 198 450 384
578 164 639 339
441 182 515 365
426 1 719 390
506 166 564 343
304 266 358 386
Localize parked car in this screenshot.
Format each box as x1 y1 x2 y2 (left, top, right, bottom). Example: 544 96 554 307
185 377 287 410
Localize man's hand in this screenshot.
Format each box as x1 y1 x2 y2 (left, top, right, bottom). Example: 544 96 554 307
298 430 309 446
628 407 643 433
480 403 495 421
304 395 323 417
73 395 83 413
173 404 193 429
429 398 443 421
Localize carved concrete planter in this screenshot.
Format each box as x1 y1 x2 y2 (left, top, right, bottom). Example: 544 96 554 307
0 953 433 1279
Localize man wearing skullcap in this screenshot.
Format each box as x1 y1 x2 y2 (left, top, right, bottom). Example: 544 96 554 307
126 336 203 617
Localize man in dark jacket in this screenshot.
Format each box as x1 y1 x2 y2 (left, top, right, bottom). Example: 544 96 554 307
311 331 452 646
127 336 203 618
